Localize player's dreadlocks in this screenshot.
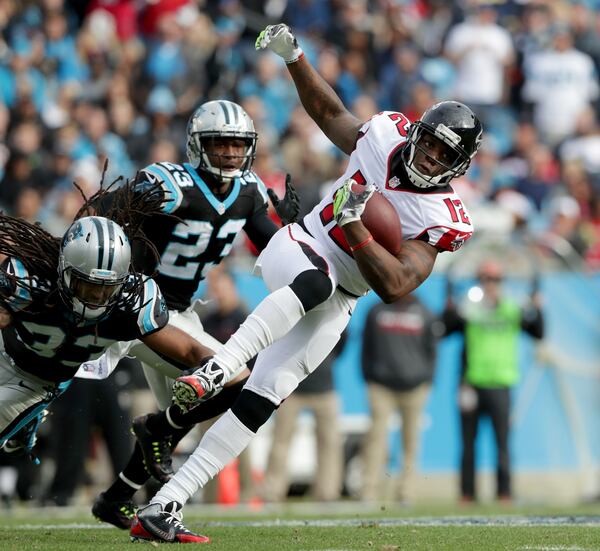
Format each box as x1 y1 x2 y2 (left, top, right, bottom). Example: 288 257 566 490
0 166 170 316
73 168 172 314
0 215 61 312
75 168 169 272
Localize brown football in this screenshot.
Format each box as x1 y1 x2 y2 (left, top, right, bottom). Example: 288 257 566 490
353 183 403 256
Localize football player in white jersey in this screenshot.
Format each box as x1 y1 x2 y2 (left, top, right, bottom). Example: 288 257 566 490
130 23 483 543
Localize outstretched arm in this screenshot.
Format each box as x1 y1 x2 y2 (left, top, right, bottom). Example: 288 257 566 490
141 324 215 370
256 24 362 155
286 57 362 155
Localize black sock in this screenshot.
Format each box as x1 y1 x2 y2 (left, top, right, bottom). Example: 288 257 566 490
144 410 175 438
104 443 149 501
170 426 191 449
179 377 247 425
145 378 247 437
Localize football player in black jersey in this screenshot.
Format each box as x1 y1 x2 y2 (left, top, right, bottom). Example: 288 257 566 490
0 215 216 467
89 100 299 531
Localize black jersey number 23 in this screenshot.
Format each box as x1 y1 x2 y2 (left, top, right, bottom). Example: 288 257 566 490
159 219 246 281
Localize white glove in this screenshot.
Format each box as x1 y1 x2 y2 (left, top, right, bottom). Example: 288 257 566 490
332 178 375 227
255 23 304 64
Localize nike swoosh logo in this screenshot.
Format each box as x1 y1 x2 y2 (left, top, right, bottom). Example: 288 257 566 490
18 380 35 392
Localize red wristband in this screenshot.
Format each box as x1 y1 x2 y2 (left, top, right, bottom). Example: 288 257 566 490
349 234 374 253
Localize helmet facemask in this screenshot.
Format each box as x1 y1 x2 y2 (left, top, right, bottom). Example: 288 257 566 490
59 263 127 322
192 133 256 182
403 122 472 188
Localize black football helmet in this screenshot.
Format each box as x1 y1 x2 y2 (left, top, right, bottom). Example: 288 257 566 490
403 101 483 188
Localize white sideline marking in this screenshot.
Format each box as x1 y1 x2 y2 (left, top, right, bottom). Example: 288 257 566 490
518 547 587 551
13 524 114 529
9 516 600 530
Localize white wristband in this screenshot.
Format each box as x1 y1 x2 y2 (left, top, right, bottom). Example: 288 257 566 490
284 48 304 64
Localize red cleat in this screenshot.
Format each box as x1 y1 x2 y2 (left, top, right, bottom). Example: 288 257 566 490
130 515 156 542
131 501 210 544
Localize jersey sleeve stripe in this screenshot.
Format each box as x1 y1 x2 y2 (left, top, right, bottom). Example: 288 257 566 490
145 165 183 214
138 278 161 334
248 172 269 204
6 259 33 310
415 225 473 252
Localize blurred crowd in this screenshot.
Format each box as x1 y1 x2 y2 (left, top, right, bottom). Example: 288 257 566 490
0 0 599 270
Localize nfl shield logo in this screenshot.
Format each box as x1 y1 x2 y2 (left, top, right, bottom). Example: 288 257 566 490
388 176 401 188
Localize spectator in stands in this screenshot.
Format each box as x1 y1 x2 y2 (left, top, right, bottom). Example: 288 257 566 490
543 194 588 259
238 52 297 137
0 151 43 211
108 100 149 166
515 143 560 210
377 44 424 112
144 11 187 86
144 85 182 147
521 24 599 147
81 103 134 181
441 260 544 503
360 293 439 504
445 3 515 120
43 9 87 85
559 107 600 186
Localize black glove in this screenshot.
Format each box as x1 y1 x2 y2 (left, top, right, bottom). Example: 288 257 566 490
267 174 300 225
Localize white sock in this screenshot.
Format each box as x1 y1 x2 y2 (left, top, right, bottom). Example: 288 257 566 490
151 410 255 508
214 286 305 378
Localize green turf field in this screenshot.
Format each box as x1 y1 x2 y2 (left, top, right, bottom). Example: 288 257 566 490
2 502 600 550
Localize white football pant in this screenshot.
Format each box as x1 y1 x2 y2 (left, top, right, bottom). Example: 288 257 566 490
244 223 356 405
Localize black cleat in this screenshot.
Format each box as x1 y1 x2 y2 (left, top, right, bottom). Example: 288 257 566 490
92 492 136 530
131 415 174 484
131 501 210 543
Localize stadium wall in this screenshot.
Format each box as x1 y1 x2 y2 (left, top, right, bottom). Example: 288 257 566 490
198 270 600 502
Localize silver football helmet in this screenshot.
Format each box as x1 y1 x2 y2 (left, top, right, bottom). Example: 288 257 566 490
58 216 131 321
186 100 257 181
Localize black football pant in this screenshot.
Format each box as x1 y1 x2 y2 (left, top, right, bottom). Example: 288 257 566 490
45 378 131 505
460 386 511 500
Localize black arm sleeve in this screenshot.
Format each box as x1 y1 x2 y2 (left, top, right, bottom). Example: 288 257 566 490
521 306 544 339
244 208 280 252
440 305 466 336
